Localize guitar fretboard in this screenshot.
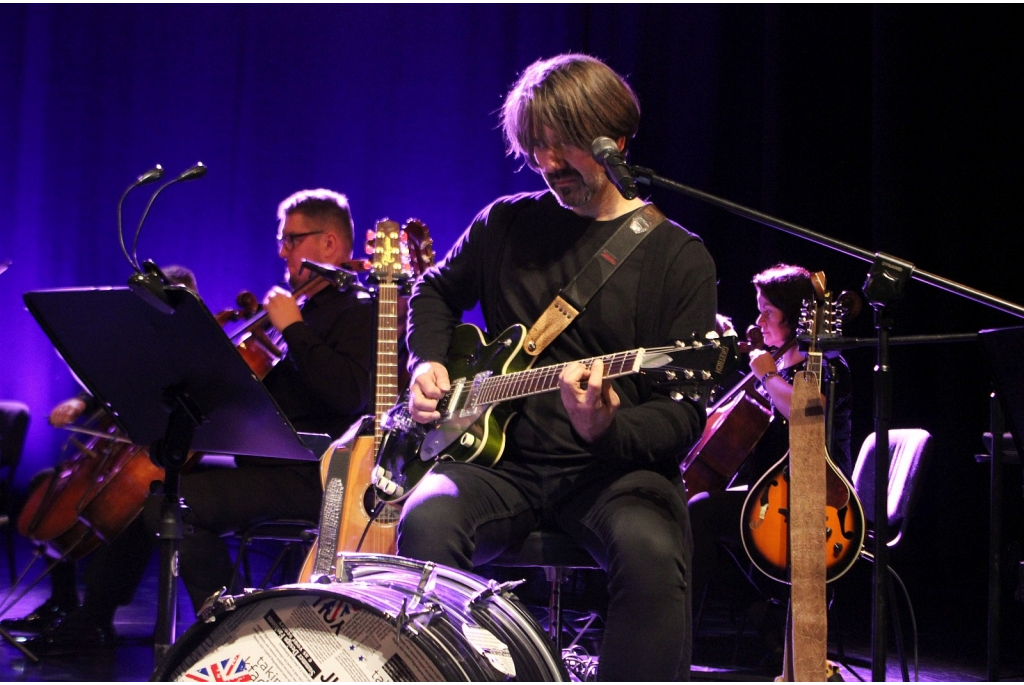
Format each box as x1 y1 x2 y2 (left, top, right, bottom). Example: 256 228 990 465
375 281 399 452
468 348 655 408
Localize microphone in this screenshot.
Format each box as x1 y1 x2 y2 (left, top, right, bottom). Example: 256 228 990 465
132 162 207 270
300 259 364 291
590 137 638 200
117 165 164 271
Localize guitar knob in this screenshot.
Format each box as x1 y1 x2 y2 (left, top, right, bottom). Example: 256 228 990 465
460 433 476 447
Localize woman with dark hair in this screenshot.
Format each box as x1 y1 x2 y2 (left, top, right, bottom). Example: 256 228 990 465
688 263 853 643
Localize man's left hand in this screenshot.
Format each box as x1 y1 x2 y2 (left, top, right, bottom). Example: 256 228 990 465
264 286 303 332
559 358 620 443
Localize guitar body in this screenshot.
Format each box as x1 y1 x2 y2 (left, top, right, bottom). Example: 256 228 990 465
336 434 399 554
740 444 865 584
373 321 736 503
374 323 532 502
424 323 532 464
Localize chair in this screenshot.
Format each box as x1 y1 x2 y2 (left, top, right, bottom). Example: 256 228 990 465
0 401 30 585
853 429 933 549
846 428 934 681
488 529 602 654
229 518 318 591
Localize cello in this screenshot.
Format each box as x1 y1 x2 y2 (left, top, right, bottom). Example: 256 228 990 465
17 412 165 560
679 326 794 499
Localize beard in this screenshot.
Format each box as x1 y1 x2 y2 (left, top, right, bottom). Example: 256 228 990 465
543 166 604 210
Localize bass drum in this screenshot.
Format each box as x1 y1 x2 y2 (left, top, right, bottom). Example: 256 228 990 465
152 553 567 682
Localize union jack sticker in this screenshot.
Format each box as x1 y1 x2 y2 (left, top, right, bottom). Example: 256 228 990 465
184 655 252 682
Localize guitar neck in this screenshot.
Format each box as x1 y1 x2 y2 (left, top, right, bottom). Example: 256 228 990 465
473 349 646 406
375 281 399 450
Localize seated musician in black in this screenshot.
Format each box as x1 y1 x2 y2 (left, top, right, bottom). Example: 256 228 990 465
688 263 853 620
26 189 374 653
399 54 718 681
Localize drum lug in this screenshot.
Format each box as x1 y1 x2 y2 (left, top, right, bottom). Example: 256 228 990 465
394 598 443 643
468 578 526 606
197 587 236 623
333 555 355 583
410 561 438 610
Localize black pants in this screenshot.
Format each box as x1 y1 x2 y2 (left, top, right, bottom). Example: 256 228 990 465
396 460 693 681
687 488 748 602
81 462 321 619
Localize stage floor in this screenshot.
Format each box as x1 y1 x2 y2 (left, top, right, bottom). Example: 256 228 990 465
0 534 1019 682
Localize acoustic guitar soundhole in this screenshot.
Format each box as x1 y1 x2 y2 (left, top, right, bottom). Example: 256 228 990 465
362 487 400 527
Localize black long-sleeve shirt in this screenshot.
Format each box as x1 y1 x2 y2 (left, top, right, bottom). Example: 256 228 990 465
266 286 374 437
408 191 718 477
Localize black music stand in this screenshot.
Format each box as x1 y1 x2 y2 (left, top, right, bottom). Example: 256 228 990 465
24 285 321 665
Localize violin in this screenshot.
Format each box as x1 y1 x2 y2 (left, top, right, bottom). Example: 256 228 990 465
216 274 336 379
216 261 371 378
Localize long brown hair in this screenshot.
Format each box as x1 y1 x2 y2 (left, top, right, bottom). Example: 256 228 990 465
501 54 640 168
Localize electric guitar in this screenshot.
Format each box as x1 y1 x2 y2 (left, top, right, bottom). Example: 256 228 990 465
299 219 433 580
739 275 865 585
371 325 738 503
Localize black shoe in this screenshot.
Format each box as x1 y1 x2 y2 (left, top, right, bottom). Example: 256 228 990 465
24 613 116 655
0 597 76 635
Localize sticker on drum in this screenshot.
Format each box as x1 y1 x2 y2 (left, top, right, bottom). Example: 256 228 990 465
165 593 445 682
462 624 516 676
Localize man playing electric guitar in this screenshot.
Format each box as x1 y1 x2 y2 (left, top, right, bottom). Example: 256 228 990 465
397 54 718 681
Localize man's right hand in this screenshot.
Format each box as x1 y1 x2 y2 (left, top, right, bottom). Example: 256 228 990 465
49 397 87 427
409 361 450 424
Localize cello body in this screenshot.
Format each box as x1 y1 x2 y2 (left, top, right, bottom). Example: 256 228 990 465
17 414 165 560
680 383 773 499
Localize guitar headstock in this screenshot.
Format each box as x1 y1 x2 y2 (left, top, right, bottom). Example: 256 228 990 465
796 272 852 346
402 219 436 277
640 332 740 405
365 219 412 285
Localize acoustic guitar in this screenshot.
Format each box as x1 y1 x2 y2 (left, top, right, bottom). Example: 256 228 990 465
299 219 433 580
372 325 738 503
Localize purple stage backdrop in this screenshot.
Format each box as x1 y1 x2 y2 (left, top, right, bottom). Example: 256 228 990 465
2 0 1023 543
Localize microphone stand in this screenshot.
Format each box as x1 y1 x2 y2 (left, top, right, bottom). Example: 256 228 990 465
631 165 1024 680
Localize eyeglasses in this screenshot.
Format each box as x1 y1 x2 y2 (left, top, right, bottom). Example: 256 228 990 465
277 231 324 251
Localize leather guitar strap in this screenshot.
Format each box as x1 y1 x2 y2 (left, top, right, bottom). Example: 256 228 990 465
785 369 829 681
524 203 666 357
